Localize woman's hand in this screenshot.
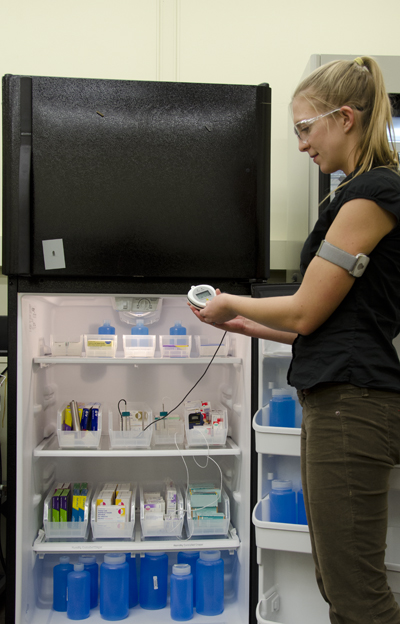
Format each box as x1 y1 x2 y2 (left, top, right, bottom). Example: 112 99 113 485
188 289 243 332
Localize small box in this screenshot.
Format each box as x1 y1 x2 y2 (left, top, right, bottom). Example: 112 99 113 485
97 505 127 523
59 489 71 522
52 489 63 522
91 483 136 540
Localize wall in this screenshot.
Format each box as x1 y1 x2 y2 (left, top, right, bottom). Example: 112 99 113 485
1 0 400 287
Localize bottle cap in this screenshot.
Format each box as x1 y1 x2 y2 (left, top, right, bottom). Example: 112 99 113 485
271 479 293 491
79 555 96 565
200 550 220 561
104 553 126 565
271 388 292 398
74 563 84 572
172 563 191 576
59 556 70 564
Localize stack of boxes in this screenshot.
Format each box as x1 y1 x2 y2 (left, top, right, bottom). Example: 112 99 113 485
189 484 225 523
96 483 132 523
143 479 177 529
72 483 88 522
185 400 225 436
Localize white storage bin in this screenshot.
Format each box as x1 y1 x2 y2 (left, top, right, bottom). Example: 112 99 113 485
262 339 292 357
194 334 230 357
252 407 300 457
108 404 153 448
50 335 83 356
159 335 192 358
84 334 118 357
91 483 137 540
140 483 184 538
123 335 156 358
57 404 102 449
184 405 228 447
186 486 230 538
153 414 185 446
43 482 92 541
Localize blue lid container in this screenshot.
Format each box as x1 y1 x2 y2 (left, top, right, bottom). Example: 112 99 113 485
79 555 99 609
98 321 115 335
170 321 186 335
131 320 149 335
170 564 193 621
269 480 297 524
67 564 90 620
196 550 224 616
269 390 296 428
53 556 73 612
177 551 199 604
139 552 168 610
100 553 129 620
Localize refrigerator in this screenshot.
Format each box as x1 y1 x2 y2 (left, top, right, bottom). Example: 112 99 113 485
2 72 277 624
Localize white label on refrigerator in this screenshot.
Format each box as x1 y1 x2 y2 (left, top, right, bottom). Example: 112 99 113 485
42 239 66 270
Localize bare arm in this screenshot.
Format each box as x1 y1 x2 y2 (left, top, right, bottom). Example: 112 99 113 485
193 198 396 336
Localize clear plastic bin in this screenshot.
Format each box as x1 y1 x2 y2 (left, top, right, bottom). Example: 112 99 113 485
91 483 137 540
184 405 228 447
50 335 83 356
43 482 92 541
186 487 230 538
108 404 153 448
194 334 230 357
84 334 118 357
57 404 102 449
262 339 292 357
140 483 184 539
159 335 192 358
153 415 185 446
123 335 156 358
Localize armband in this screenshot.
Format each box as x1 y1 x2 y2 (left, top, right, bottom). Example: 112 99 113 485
315 240 370 277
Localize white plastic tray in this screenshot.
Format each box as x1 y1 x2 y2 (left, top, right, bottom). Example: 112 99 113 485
252 497 310 554
194 334 230 357
186 487 230 538
123 335 156 358
159 335 192 358
140 483 184 539
57 404 102 449
43 482 92 541
50 335 83 356
91 483 137 540
185 406 228 447
84 334 118 357
108 404 153 448
252 407 301 457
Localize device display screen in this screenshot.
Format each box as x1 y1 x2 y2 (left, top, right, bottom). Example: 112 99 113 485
197 290 212 300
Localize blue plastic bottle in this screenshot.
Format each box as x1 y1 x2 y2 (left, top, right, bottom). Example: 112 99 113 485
125 553 139 608
269 390 296 428
177 551 199 604
79 554 99 609
139 552 168 610
269 480 297 524
100 553 129 620
98 320 115 335
67 563 90 620
196 550 224 616
297 489 308 525
53 555 74 612
170 563 193 621
131 320 149 335
170 321 186 335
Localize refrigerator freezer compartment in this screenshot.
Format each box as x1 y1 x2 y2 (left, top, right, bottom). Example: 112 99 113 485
160 335 192 358
153 414 185 446
253 407 300 456
194 334 230 357
140 483 184 538
57 404 102 449
84 334 118 357
186 487 230 538
252 497 310 553
50 335 83 356
109 404 153 448
43 482 92 541
91 483 137 540
185 405 228 447
122 334 156 358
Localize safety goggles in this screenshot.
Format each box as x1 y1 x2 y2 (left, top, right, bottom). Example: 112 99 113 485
294 108 341 143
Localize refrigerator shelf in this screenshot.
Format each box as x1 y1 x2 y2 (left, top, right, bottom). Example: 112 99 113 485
33 433 241 457
252 498 311 554
33 355 242 365
32 521 241 555
252 408 301 457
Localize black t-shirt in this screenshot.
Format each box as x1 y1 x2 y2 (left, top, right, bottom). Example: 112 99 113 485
288 167 400 392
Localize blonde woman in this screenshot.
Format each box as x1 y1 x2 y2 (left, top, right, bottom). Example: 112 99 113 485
190 57 400 623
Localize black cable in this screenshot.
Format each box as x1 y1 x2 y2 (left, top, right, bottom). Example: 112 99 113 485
142 331 228 432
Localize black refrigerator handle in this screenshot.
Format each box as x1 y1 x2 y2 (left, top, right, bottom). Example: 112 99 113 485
17 77 32 275
256 83 271 281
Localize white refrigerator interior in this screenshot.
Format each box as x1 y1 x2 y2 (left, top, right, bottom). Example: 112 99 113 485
16 292 252 623
253 339 400 624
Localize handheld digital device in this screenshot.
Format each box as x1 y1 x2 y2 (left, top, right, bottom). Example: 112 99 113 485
187 284 217 310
